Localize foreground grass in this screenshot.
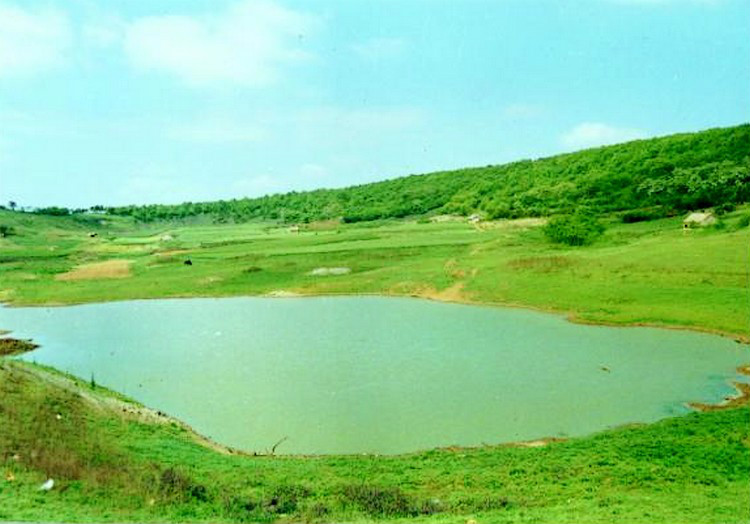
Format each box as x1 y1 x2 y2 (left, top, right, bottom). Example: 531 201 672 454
1 359 748 523
1 207 749 339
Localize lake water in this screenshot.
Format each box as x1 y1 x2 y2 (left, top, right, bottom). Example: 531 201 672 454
1 297 747 455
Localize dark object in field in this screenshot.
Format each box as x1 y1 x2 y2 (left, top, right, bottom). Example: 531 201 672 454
270 436 289 455
600 365 611 373
89 232 98 238
184 259 193 266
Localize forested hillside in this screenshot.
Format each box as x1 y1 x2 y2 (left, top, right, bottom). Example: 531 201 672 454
84 124 750 223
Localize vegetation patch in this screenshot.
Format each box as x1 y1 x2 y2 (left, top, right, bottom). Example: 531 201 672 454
341 484 423 517
508 255 574 272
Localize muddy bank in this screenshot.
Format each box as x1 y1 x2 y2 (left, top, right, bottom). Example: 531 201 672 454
689 365 750 412
0 337 38 356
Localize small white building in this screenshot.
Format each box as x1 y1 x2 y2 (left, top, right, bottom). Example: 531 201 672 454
683 212 716 228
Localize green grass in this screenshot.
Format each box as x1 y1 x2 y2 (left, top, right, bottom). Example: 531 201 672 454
1 359 748 523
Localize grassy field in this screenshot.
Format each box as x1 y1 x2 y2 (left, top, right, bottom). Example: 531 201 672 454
1 206 748 339
1 207 749 523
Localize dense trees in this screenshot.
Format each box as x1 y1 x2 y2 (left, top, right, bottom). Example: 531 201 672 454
91 124 750 223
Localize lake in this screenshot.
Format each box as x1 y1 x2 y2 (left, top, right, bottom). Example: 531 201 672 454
1 296 747 455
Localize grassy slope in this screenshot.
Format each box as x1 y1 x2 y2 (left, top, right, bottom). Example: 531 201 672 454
1 206 748 339
1 359 748 524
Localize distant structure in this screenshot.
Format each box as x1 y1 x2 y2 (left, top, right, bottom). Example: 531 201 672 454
468 214 481 224
288 225 300 233
683 211 716 228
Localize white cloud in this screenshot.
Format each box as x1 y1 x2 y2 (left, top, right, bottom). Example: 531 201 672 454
167 119 266 143
0 2 71 78
351 37 406 60
560 122 647 150
123 0 318 88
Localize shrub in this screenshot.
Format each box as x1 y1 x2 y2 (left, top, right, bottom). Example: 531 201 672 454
544 213 606 246
714 202 735 216
0 225 15 237
262 484 311 515
159 467 209 502
737 213 750 229
621 208 666 223
33 206 70 216
342 484 417 517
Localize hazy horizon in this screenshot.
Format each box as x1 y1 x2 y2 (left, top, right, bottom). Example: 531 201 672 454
1 0 749 209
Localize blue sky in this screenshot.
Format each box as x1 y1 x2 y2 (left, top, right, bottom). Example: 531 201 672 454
0 0 748 208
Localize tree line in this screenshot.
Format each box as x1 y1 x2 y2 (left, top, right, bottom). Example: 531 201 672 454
9 124 749 224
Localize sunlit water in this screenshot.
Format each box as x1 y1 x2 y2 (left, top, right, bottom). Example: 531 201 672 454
1 297 747 454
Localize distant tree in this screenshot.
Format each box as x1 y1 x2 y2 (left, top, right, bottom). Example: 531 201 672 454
544 213 606 246
34 206 71 216
8 201 17 211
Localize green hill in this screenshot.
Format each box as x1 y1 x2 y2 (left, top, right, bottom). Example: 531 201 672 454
101 124 750 223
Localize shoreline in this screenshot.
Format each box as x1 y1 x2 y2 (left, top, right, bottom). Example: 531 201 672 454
2 288 748 345
689 364 750 412
1 359 249 458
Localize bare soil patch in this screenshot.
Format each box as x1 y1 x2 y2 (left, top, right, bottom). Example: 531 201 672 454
55 260 133 281
416 282 468 303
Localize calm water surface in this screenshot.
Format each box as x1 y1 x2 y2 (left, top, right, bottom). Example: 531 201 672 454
1 297 747 454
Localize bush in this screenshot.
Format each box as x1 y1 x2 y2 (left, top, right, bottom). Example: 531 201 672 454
264 484 310 514
33 206 70 216
544 213 606 246
714 202 735 216
0 225 15 237
342 484 418 517
621 208 666 223
159 467 209 502
737 213 750 229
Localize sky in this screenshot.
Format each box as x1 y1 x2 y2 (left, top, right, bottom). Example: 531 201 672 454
0 0 748 208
